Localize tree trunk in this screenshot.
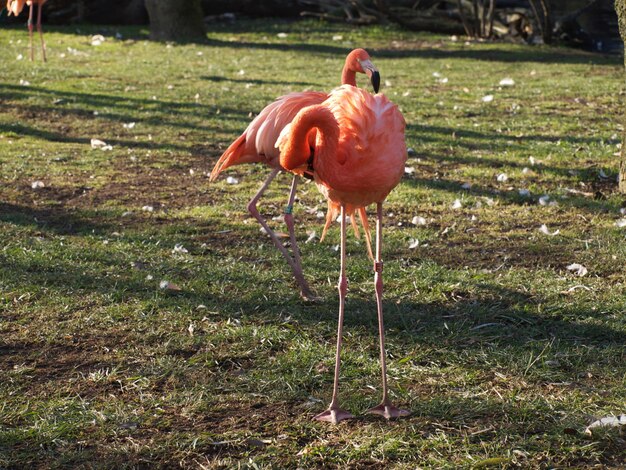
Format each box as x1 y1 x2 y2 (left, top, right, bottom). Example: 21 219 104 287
538 0 552 44
456 0 473 37
145 0 206 42
616 0 626 192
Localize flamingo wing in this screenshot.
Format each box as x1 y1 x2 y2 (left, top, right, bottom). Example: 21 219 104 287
210 91 327 181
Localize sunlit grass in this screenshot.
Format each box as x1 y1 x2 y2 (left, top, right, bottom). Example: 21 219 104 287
1 19 625 468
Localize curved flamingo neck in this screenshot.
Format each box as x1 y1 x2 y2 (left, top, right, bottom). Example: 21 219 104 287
341 49 368 86
341 50 362 86
341 66 357 87
280 105 339 173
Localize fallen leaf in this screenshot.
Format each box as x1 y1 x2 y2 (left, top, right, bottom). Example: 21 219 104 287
31 180 45 189
160 280 182 291
496 173 508 182
615 218 626 228
411 216 427 226
538 224 560 236
90 138 112 151
481 94 494 103
408 238 419 249
499 77 515 86
451 199 463 209
141 205 154 212
172 244 188 254
584 415 626 435
226 176 239 184
566 263 588 277
91 34 105 46
560 285 591 294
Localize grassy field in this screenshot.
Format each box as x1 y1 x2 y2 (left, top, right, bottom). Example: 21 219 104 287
1 18 625 469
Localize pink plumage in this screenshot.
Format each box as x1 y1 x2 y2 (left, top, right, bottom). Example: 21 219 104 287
209 91 326 179
278 85 406 244
277 82 409 424
210 49 381 301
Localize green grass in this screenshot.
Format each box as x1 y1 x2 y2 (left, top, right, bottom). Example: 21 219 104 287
1 19 626 468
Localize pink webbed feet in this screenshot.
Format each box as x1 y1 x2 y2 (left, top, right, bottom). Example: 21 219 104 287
366 400 410 420
313 406 354 424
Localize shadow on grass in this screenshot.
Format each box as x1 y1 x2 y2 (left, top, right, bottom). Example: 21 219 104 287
201 75 321 88
401 175 621 214
200 36 619 66
0 84 250 149
0 202 113 235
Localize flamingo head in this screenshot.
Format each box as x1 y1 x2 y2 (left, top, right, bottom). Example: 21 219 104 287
346 48 380 93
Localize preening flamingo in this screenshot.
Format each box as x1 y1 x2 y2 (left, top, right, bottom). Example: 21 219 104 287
210 49 380 301
277 85 409 423
6 0 48 62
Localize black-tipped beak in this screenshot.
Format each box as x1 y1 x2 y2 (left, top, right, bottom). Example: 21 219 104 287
359 58 381 94
370 70 380 93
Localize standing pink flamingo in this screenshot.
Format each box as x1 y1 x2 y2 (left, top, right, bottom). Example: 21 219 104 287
7 0 48 62
277 85 409 423
210 49 380 301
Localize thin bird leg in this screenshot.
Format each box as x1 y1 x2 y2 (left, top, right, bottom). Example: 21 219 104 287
247 169 315 300
314 204 353 424
37 2 47 62
28 3 34 62
366 202 410 420
283 175 317 300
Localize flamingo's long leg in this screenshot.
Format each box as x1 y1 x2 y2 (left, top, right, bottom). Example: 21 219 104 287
36 2 46 62
28 3 34 62
247 169 315 300
366 202 410 420
283 175 316 299
314 204 353 424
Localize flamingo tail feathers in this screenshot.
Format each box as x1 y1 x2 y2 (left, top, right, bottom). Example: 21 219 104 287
319 204 373 260
209 133 247 182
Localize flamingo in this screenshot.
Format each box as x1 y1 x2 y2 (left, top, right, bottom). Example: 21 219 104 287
6 0 48 62
210 49 380 301
277 85 409 423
